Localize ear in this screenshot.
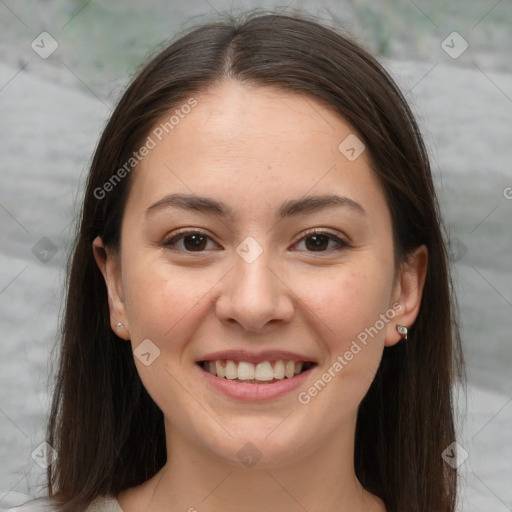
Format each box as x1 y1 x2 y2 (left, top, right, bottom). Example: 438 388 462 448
385 244 428 347
92 236 130 340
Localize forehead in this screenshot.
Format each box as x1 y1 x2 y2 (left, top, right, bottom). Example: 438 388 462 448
125 80 388 224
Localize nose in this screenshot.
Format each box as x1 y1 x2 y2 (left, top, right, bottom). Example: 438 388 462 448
214 248 295 333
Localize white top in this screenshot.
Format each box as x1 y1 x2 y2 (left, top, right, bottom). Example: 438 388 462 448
1 496 123 512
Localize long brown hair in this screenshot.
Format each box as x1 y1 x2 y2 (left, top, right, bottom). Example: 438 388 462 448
47 12 464 512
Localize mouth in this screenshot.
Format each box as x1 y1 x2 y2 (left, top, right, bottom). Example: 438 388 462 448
197 359 317 384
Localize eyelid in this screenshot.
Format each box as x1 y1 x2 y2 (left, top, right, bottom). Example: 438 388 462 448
162 227 350 253
162 228 222 251
291 228 350 251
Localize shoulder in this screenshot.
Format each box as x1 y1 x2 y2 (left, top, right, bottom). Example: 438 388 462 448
85 497 123 512
1 496 122 512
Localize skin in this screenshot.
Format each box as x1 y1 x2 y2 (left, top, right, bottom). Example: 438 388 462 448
94 80 427 512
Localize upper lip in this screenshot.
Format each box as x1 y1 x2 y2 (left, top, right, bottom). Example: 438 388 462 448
196 350 317 364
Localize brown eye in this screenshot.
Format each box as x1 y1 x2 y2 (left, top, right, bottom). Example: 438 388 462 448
163 231 218 252
182 234 207 251
293 230 349 253
304 234 330 251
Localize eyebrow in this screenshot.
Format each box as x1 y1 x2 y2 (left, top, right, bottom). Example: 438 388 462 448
145 193 365 218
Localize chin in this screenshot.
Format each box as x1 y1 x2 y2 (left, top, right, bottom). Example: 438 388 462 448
192 420 318 470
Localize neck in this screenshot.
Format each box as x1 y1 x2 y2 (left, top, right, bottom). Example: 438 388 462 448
120 416 385 512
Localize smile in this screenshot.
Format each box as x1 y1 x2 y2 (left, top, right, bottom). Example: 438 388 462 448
196 357 317 401
199 359 315 383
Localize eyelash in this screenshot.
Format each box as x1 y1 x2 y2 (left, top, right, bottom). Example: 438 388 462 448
162 228 350 254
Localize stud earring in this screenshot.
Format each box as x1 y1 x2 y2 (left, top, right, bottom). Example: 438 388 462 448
397 325 408 340
116 322 124 329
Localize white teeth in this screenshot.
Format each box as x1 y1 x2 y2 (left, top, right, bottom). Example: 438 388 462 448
273 360 285 379
204 359 312 382
215 360 226 378
237 361 255 380
225 360 238 380
255 361 274 381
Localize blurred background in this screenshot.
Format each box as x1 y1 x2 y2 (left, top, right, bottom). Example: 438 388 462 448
1 1 511 511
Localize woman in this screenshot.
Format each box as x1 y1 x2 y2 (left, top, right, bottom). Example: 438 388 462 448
9 12 464 512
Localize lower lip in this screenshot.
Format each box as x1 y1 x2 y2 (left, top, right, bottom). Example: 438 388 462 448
196 364 314 401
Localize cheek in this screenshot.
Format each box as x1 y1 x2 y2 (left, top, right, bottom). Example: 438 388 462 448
297 259 394 394
121 250 216 344
301 263 394 341
120 257 217 424
294 266 393 421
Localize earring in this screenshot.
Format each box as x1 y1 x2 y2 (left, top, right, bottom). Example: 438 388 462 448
116 322 124 329
397 325 408 340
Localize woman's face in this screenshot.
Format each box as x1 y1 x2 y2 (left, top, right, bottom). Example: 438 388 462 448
96 80 425 468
